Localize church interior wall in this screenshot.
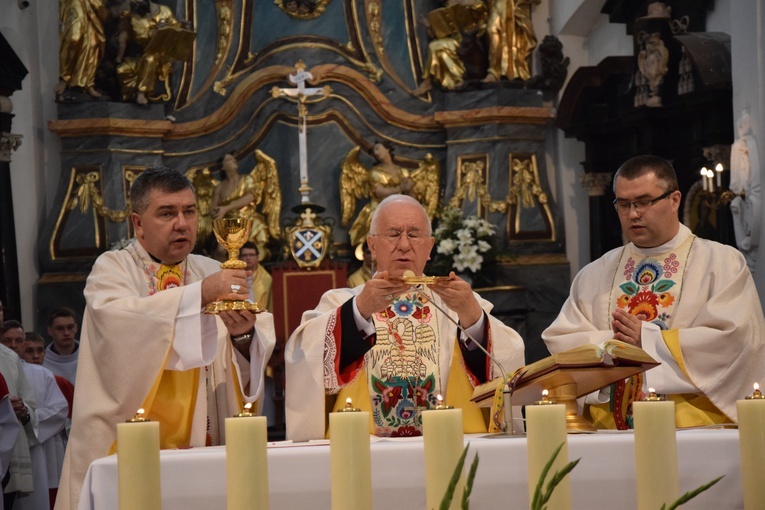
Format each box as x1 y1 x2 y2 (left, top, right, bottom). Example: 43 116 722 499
3 0 765 326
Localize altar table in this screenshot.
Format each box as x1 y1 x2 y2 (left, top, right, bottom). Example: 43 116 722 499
78 429 742 509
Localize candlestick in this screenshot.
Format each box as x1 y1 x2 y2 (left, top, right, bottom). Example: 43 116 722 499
633 389 679 510
117 409 161 510
330 398 372 510
737 383 765 509
701 168 708 191
715 163 723 187
226 403 269 510
423 395 464 510
526 390 571 510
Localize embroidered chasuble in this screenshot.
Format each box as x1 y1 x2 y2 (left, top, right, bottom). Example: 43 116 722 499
331 291 487 437
56 241 276 510
585 234 727 428
543 224 765 429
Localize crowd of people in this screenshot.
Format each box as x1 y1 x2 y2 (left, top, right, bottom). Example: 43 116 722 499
0 155 763 509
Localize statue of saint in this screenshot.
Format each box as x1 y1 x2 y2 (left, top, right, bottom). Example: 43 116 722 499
730 111 761 270
115 0 191 104
412 0 488 96
55 0 109 100
483 0 540 83
340 142 440 257
636 32 669 107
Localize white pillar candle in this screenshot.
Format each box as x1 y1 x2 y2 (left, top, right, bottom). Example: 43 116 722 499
633 390 679 510
423 396 464 510
117 409 161 510
526 392 571 510
225 404 269 510
329 399 372 510
701 168 708 191
737 383 765 510
715 163 723 187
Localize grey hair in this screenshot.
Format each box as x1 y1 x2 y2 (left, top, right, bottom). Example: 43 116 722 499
369 194 433 235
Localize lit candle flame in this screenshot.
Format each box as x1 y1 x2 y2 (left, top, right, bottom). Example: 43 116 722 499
715 163 723 172
542 389 548 397
648 387 656 394
136 408 145 418
345 397 353 409
436 394 444 405
755 383 760 392
243 402 252 412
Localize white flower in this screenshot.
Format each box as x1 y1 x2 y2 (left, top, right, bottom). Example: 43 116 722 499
454 251 483 273
462 216 480 229
437 238 457 255
476 240 491 253
455 228 473 244
476 221 496 237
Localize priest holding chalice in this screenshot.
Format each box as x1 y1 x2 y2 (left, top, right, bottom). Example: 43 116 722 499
285 194 525 440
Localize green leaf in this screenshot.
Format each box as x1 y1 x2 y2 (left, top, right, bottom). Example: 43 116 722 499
620 282 639 295
660 475 724 510
440 444 470 510
530 442 580 510
651 280 676 293
461 452 480 510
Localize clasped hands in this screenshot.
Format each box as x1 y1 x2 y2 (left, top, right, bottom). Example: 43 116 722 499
611 308 642 347
356 271 483 328
201 269 257 336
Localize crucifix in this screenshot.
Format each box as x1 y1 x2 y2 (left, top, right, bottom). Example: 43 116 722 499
271 61 331 204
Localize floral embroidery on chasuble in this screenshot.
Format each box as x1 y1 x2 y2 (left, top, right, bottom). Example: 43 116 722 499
604 234 694 428
368 292 441 437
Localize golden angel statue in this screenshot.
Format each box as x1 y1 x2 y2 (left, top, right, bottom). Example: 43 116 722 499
340 142 440 257
187 150 282 259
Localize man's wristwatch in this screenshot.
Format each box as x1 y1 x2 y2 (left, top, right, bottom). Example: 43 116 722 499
231 329 254 346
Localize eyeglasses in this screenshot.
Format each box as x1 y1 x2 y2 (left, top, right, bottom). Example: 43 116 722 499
613 189 676 214
372 229 430 244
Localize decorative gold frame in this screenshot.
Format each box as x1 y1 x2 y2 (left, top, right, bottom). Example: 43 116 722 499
274 0 334 19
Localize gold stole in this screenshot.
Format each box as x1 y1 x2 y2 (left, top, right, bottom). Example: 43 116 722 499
143 263 199 449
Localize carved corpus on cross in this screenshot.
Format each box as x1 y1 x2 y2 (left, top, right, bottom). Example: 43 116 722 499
271 61 331 204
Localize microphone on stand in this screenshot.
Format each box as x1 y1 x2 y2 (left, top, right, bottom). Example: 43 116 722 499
412 283 521 434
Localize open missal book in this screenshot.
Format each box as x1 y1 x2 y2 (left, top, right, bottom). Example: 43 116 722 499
471 339 660 407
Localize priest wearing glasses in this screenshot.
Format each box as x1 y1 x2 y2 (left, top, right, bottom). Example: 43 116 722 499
285 194 524 440
56 168 275 510
543 154 765 429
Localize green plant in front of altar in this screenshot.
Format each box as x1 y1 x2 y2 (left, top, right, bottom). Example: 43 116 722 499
439 444 479 510
530 442 580 510
430 207 496 277
660 475 724 510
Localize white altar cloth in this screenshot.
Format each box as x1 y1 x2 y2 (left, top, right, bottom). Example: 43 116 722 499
78 429 742 509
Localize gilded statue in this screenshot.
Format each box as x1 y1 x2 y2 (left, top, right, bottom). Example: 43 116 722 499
211 150 282 259
413 0 488 96
55 0 108 100
340 142 440 257
483 0 540 82
115 0 193 104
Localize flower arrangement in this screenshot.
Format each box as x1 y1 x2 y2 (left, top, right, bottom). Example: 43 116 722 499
431 207 496 276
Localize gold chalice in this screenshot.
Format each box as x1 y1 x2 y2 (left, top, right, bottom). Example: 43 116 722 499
204 218 263 314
